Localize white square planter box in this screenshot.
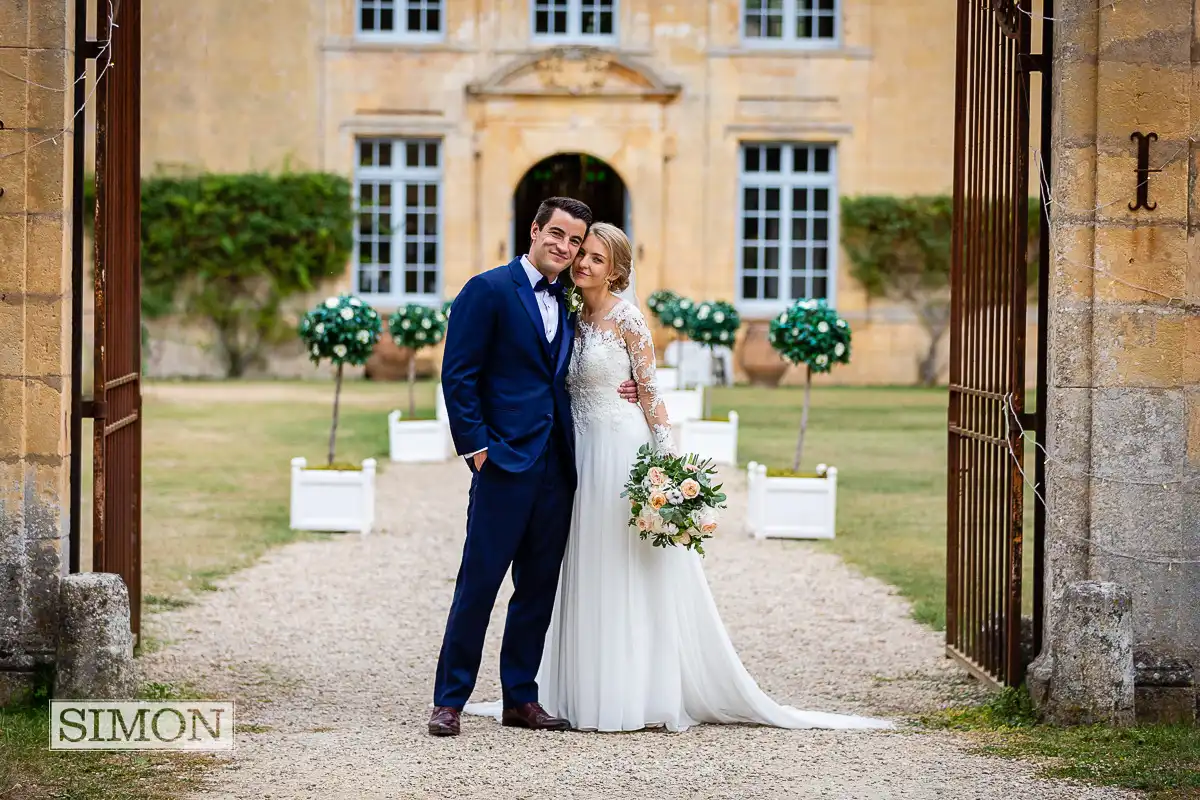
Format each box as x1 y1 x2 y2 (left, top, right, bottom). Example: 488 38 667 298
656 367 680 390
290 457 376 535
679 412 738 465
746 462 838 540
389 411 449 463
660 386 704 423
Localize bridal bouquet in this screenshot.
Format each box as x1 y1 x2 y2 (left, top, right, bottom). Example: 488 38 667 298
622 446 727 556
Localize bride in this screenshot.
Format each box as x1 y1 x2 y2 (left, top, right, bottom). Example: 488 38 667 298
468 223 892 733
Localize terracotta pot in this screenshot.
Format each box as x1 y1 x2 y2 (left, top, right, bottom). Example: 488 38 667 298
739 320 788 387
365 338 435 382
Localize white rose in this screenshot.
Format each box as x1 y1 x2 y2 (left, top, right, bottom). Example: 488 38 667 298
664 523 679 535
698 306 711 320
324 297 339 309
340 308 354 320
834 342 846 357
311 344 320 356
421 318 432 330
777 312 788 324
349 298 362 307
315 323 325 335
817 321 830 333
836 319 847 328
713 312 725 323
435 312 446 323
401 319 411 330
333 344 348 358
416 331 427 341
800 299 816 310
356 330 370 343
719 331 729 342
815 354 829 366
673 318 684 328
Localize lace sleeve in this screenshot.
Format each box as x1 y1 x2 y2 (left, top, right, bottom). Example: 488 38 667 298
610 301 675 454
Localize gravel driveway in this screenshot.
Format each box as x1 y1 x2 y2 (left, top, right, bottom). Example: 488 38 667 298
140 461 1131 800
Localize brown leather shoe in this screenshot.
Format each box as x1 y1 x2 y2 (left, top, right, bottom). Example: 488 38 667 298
501 702 570 731
428 706 461 736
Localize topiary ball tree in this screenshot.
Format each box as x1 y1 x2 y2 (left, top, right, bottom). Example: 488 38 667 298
646 289 681 324
768 299 852 472
299 294 383 466
388 303 448 420
655 295 696 386
685 300 741 416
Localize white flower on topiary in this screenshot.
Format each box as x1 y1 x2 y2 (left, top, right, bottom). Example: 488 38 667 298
815 354 829 367
719 331 729 342
698 305 710 320
401 319 411 330
778 312 788 323
835 342 846 357
817 321 830 333
836 319 847 328
421 318 432 330
311 344 320 356
356 330 370 343
416 331 426 341
315 323 325 335
713 312 725 324
340 308 354 321
349 298 362 307
333 344 347 358
673 318 684 328
324 297 339 309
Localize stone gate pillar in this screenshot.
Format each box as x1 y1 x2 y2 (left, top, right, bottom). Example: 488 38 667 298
1030 0 1199 724
0 0 75 704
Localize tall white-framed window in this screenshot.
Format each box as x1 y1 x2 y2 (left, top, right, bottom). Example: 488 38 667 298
532 0 617 42
354 138 443 304
742 0 839 46
737 143 837 314
356 0 443 41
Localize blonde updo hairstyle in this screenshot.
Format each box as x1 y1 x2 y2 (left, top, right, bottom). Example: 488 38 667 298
585 222 633 294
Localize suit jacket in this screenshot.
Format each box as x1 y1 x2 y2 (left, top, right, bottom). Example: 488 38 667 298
441 257 576 485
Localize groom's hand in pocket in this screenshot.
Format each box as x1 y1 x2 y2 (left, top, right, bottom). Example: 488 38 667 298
617 379 639 405
472 451 488 471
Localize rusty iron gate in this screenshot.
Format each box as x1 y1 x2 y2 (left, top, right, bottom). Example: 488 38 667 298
947 0 1050 687
69 0 144 638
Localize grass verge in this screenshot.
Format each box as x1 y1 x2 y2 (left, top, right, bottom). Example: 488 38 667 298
927 689 1200 798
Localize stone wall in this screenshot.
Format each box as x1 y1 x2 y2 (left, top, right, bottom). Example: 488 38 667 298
0 0 74 703
1030 0 1200 723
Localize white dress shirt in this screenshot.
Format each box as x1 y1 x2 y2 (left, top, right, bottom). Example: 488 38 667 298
464 256 561 460
521 254 559 342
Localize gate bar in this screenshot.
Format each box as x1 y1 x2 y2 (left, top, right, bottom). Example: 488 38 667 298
68 0 89 574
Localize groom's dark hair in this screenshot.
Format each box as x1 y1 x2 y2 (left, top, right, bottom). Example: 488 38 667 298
534 196 593 229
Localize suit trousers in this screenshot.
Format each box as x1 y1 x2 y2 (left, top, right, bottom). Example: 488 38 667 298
433 433 574 709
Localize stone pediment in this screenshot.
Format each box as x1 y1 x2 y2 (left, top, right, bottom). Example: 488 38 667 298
467 47 681 101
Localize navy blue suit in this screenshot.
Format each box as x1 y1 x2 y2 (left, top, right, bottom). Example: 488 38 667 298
434 258 577 710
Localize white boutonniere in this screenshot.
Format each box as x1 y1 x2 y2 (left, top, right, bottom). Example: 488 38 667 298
566 286 583 315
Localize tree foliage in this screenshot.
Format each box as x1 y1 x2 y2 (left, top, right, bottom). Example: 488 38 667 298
140 172 354 377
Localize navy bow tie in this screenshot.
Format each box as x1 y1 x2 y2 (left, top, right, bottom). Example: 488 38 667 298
534 277 565 302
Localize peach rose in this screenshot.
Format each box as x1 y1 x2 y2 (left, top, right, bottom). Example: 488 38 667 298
649 491 668 510
679 478 701 499
677 532 692 545
635 515 651 532
647 467 668 486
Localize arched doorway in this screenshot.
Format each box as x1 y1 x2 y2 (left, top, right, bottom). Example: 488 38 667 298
512 153 628 258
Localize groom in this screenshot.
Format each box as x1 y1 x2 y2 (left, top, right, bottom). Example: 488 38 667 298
430 197 638 736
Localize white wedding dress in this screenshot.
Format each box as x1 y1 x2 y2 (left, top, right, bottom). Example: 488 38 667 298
466 299 892 732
